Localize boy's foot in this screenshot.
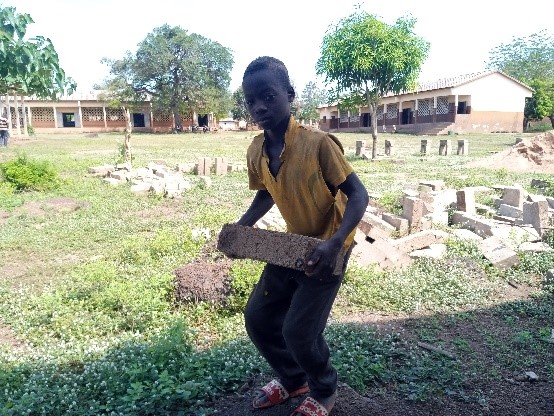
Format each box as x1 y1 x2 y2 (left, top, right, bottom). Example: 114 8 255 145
252 379 309 409
290 391 337 416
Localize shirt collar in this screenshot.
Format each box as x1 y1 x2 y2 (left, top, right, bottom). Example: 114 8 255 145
261 116 298 159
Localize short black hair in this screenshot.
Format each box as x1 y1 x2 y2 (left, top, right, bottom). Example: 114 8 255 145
243 56 293 91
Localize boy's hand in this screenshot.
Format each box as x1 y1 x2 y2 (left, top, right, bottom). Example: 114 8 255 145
304 238 343 278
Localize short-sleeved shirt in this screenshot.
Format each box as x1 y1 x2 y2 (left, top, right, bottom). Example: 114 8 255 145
246 116 355 248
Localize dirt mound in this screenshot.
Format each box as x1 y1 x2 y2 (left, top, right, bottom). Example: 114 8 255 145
468 130 554 173
173 259 232 304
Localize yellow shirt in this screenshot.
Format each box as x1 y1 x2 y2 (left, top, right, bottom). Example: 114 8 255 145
247 117 355 248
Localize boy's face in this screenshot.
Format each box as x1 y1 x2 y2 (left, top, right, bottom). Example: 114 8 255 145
242 69 293 131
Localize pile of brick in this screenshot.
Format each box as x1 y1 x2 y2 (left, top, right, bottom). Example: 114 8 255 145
218 179 554 273
88 157 247 198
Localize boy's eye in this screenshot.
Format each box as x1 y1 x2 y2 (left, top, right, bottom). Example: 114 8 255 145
245 99 253 106
264 94 275 102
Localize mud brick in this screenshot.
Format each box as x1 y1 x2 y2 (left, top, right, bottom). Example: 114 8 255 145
523 200 550 237
420 139 431 155
457 139 469 155
355 140 366 156
217 224 344 274
381 213 409 236
502 186 527 208
439 139 451 156
351 229 387 266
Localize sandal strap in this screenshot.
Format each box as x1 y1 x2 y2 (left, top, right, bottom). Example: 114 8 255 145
261 379 289 405
293 396 329 416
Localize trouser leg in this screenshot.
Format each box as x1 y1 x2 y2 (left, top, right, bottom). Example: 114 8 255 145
244 264 307 391
283 271 343 399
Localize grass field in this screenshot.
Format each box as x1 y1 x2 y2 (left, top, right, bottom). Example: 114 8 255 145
0 129 552 415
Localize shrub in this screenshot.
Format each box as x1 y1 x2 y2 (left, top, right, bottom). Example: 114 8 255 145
227 259 264 312
0 154 60 191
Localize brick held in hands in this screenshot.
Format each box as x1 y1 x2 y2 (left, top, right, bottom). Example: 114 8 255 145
217 223 344 275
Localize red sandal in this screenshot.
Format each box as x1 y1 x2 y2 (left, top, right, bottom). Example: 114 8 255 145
290 396 331 416
252 379 309 409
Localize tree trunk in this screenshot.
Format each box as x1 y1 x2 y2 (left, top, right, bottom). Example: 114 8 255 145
550 115 554 129
123 107 132 164
173 108 182 132
14 92 21 136
21 96 28 137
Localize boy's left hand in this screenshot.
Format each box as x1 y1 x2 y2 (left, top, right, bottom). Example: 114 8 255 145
304 238 343 278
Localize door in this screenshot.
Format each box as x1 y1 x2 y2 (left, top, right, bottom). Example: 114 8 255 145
133 113 145 127
62 113 75 127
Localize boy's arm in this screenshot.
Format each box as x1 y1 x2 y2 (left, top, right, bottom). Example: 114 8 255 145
236 189 275 227
305 172 369 277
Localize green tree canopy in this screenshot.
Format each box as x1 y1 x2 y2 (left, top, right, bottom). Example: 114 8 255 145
316 10 429 158
297 81 327 125
230 87 252 128
0 6 75 98
487 30 554 128
102 24 233 131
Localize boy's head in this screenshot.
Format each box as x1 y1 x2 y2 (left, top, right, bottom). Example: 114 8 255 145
242 56 295 131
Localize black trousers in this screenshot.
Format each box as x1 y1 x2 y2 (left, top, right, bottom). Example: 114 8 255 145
244 251 350 400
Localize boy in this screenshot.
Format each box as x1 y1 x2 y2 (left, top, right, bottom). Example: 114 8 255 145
236 56 369 416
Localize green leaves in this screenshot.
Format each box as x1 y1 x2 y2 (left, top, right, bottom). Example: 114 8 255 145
0 6 75 98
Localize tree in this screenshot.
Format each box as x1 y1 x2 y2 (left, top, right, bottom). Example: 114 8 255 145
103 24 233 131
0 6 75 98
298 81 327 126
230 87 253 128
97 56 147 164
0 6 75 134
316 10 429 158
487 30 554 128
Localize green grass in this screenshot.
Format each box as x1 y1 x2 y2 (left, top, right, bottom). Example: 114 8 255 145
0 129 553 415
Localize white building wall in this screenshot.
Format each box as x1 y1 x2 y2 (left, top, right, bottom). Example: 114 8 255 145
452 73 530 112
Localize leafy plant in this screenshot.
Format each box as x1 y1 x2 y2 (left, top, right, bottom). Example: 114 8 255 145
0 154 60 191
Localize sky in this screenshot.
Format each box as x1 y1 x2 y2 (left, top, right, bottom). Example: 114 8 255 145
3 0 553 94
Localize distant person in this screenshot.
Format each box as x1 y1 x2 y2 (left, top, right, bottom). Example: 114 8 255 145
0 113 9 147
235 56 369 416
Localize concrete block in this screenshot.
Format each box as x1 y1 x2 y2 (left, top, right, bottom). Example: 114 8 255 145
358 212 396 240
370 238 413 266
402 197 424 230
451 228 483 242
439 139 451 155
546 196 554 209
456 188 476 214
217 224 345 274
479 236 519 270
451 211 496 237
351 230 387 266
498 204 523 219
420 139 431 155
409 243 447 259
419 180 445 191
215 157 228 175
130 182 151 195
197 157 212 176
489 224 541 250
523 200 550 237
355 140 366 156
502 186 527 208
391 229 450 253
381 213 409 236
457 139 469 155
384 140 394 156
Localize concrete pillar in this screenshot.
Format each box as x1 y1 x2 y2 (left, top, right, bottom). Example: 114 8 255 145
421 139 431 155
196 157 212 176
355 140 366 156
384 139 393 156
439 139 451 155
457 139 469 155
102 106 107 129
214 157 228 175
78 100 83 131
53 106 58 128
